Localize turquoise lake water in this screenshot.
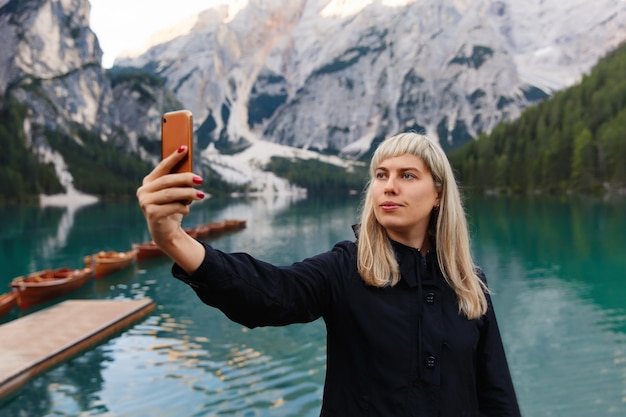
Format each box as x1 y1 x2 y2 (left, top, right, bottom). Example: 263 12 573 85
0 194 624 416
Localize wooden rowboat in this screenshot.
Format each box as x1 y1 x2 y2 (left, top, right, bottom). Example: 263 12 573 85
192 224 212 238
207 221 226 234
133 219 246 262
10 267 93 309
193 219 246 239
224 219 247 230
84 249 137 279
132 241 166 262
0 291 18 319
204 219 247 237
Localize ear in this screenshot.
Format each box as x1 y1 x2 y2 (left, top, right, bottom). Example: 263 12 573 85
434 192 441 209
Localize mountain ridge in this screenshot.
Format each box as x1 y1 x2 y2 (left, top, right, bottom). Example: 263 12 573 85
449 40 626 195
1 0 625 201
119 0 626 155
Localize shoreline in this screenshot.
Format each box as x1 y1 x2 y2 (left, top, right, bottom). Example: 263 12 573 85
39 192 100 208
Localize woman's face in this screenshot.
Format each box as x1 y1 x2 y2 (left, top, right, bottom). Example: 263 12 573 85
371 154 440 247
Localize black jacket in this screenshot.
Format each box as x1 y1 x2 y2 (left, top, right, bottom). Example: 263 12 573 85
172 239 521 417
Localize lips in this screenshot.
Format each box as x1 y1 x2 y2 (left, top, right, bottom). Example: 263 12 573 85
380 201 401 210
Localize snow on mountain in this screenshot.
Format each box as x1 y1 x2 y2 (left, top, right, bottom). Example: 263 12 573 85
200 125 361 195
118 0 626 149
112 0 626 193
2 0 625 197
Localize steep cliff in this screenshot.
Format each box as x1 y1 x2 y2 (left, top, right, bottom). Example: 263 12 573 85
1 0 625 198
0 0 181 200
0 0 108 139
119 0 626 157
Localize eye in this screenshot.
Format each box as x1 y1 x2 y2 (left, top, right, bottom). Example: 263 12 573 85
402 172 415 180
375 171 387 179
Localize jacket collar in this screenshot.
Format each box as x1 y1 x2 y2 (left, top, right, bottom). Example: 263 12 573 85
391 239 437 288
353 224 439 289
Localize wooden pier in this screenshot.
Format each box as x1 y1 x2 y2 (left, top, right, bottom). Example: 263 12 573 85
0 298 155 399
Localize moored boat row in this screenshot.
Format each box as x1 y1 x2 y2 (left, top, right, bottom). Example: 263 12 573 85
84 249 138 279
1 219 247 319
0 291 18 319
132 241 164 262
9 267 93 310
3 258 133 314
133 219 247 261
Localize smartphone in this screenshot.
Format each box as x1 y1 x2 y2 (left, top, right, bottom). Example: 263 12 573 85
161 109 193 174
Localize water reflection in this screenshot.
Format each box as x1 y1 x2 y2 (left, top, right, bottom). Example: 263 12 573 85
467 196 626 416
0 205 64 281
467 196 626 322
0 195 624 417
0 201 151 286
36 204 86 267
1 345 109 417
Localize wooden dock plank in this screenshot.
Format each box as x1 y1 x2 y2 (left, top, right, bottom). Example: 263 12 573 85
0 298 155 399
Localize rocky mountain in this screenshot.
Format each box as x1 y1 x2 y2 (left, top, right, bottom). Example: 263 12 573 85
0 0 180 201
119 0 626 158
1 0 625 198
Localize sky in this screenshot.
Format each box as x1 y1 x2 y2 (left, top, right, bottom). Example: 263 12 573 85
89 0 228 68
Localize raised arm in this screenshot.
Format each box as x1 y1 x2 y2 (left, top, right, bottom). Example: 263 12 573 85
136 145 206 274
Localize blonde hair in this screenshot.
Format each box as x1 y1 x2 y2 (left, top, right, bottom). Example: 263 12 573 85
357 132 488 319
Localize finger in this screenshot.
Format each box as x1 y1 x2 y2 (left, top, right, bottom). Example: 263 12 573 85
143 145 189 184
143 198 191 222
139 170 203 198
138 185 204 213
153 186 202 205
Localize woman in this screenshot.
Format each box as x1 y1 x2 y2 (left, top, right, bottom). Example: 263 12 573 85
137 132 521 416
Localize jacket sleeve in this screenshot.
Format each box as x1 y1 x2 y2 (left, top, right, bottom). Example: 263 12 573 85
171 240 353 328
476 273 522 417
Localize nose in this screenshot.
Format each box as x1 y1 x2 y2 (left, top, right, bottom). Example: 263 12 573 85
383 176 397 195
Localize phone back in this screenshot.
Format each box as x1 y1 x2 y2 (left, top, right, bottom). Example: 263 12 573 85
161 110 193 173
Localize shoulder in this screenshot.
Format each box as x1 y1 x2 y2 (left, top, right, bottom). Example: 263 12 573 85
301 240 357 273
332 239 357 254
474 266 488 285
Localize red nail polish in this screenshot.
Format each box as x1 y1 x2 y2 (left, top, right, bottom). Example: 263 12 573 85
178 145 186 153
196 191 205 199
192 176 203 184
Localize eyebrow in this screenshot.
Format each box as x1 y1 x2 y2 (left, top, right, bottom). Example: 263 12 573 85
375 165 422 173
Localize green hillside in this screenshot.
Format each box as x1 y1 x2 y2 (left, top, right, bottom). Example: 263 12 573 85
449 41 626 195
0 98 152 204
0 100 64 203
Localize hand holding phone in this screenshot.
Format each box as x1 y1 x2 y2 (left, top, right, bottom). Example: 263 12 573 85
161 110 193 174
